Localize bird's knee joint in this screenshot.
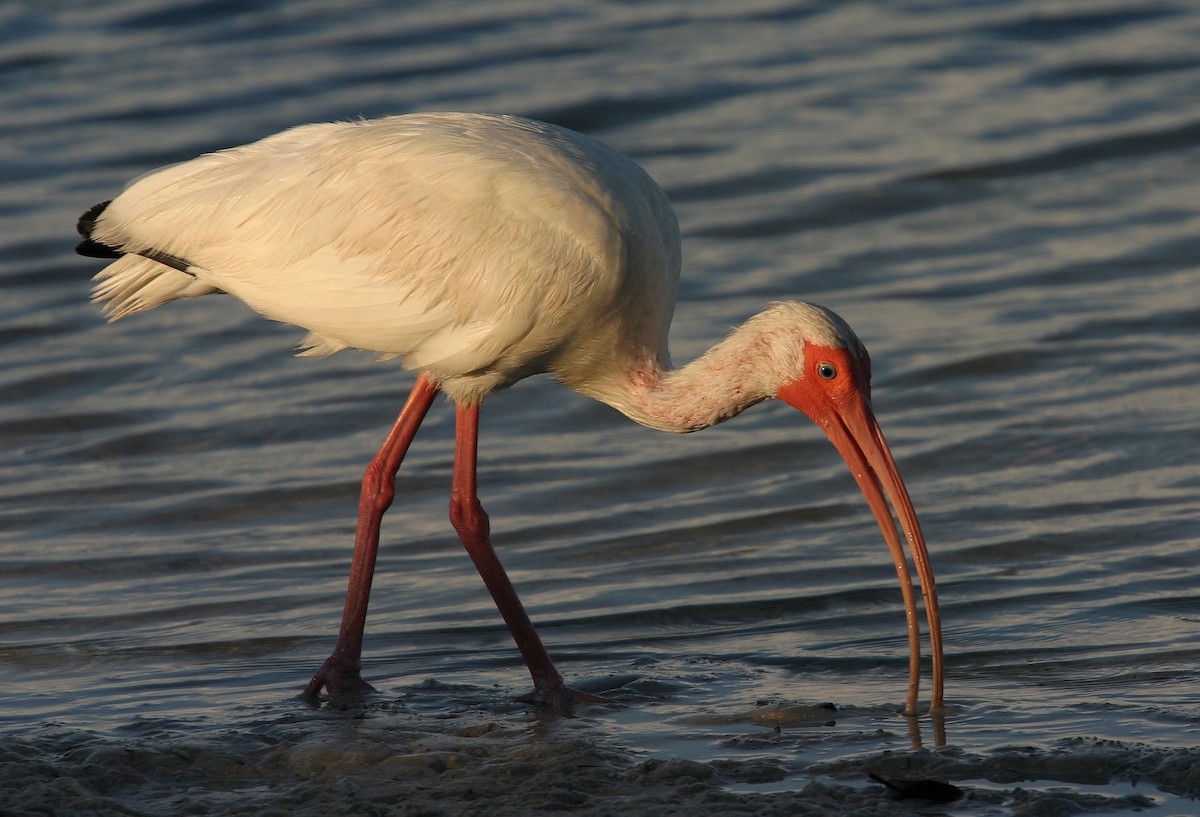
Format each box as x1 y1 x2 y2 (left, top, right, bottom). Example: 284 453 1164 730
360 459 397 509
449 494 490 538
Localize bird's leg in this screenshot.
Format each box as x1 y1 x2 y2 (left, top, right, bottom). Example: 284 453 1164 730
304 373 440 704
450 404 610 708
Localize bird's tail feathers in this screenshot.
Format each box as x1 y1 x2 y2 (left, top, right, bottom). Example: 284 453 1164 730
91 256 218 321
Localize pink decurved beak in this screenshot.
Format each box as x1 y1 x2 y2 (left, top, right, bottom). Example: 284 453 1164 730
780 382 943 715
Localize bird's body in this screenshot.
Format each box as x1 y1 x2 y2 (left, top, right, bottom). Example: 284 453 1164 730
79 112 943 713
91 114 679 413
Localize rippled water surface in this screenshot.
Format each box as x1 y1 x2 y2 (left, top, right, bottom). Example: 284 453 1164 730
4 1 1200 814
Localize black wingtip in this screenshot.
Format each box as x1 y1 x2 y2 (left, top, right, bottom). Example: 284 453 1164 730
75 200 125 258
75 238 125 258
76 200 111 238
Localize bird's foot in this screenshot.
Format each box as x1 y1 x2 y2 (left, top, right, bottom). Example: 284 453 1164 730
302 654 377 707
513 682 612 710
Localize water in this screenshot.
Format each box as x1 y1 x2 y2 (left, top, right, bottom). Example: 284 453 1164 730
3 1 1200 814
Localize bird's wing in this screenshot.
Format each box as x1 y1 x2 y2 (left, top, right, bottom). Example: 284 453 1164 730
88 115 661 399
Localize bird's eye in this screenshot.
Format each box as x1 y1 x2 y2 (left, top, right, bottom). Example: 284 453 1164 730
817 362 838 380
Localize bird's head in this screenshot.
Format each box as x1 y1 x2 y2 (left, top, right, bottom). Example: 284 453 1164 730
757 300 942 713
745 300 870 404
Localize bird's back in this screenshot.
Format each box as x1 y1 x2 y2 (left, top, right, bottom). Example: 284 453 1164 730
86 113 681 404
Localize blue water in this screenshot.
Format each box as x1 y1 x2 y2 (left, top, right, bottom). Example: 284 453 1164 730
3 1 1200 814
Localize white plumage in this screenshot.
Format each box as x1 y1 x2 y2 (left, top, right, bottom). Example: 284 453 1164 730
79 112 942 713
90 114 678 408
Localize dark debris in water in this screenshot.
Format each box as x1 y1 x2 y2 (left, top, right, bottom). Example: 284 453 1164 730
869 771 964 803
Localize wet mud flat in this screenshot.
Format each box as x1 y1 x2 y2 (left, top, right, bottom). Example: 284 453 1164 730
4 696 1194 817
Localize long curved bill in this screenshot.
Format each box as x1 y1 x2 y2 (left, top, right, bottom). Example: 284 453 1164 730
818 392 943 715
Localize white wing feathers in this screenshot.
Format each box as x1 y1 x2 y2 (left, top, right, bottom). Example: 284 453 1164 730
85 114 648 400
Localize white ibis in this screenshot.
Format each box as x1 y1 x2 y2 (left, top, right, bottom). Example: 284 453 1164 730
77 112 943 713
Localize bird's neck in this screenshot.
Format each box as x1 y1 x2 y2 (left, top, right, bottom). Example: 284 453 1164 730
587 322 776 434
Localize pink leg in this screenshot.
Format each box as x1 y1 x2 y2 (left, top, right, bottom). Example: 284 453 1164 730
450 404 609 707
304 374 439 703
